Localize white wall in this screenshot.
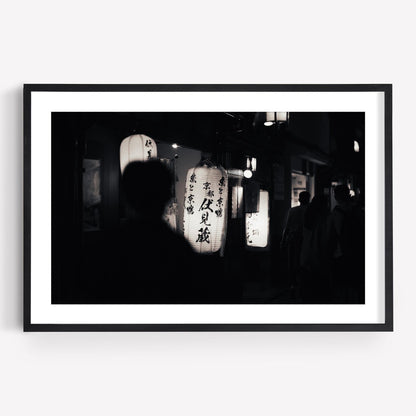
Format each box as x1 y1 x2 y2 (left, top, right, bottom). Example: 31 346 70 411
0 1 412 415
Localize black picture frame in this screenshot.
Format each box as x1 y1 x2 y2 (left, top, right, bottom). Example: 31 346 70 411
24 83 393 332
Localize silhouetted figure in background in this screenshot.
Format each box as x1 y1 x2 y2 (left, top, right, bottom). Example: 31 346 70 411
281 191 310 299
114 160 200 303
330 184 365 303
298 194 332 303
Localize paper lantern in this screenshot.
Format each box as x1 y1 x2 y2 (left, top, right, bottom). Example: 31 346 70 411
245 190 269 248
183 163 228 254
119 134 157 174
264 112 288 126
163 200 178 232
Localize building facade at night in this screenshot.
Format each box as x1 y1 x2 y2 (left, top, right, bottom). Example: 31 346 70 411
51 111 364 304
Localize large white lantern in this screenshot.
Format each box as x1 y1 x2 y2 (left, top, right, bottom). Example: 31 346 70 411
245 190 269 248
119 134 157 174
183 162 228 254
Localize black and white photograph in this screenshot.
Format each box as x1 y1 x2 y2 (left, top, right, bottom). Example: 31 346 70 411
51 110 365 306
24 84 391 330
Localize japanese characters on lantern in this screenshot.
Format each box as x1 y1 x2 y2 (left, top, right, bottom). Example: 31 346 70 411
119 134 157 174
246 189 269 248
183 163 228 254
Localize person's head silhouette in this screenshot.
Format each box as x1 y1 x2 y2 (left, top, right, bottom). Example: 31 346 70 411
299 191 311 206
334 184 351 204
122 160 172 220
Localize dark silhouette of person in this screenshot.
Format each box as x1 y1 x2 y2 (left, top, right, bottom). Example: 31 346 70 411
114 160 200 303
281 191 310 298
298 194 333 303
330 184 365 303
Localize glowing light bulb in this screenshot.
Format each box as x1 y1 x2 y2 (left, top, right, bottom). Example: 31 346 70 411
172 143 179 149
243 169 253 179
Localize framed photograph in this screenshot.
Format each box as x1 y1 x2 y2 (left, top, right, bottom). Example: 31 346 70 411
24 84 393 331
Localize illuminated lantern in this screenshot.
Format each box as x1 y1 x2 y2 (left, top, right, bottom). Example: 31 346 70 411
246 190 269 248
354 140 360 153
264 112 289 126
183 162 228 254
119 134 157 174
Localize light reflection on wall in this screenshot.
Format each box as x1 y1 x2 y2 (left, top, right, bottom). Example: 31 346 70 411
156 142 202 235
231 186 244 219
119 134 157 174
